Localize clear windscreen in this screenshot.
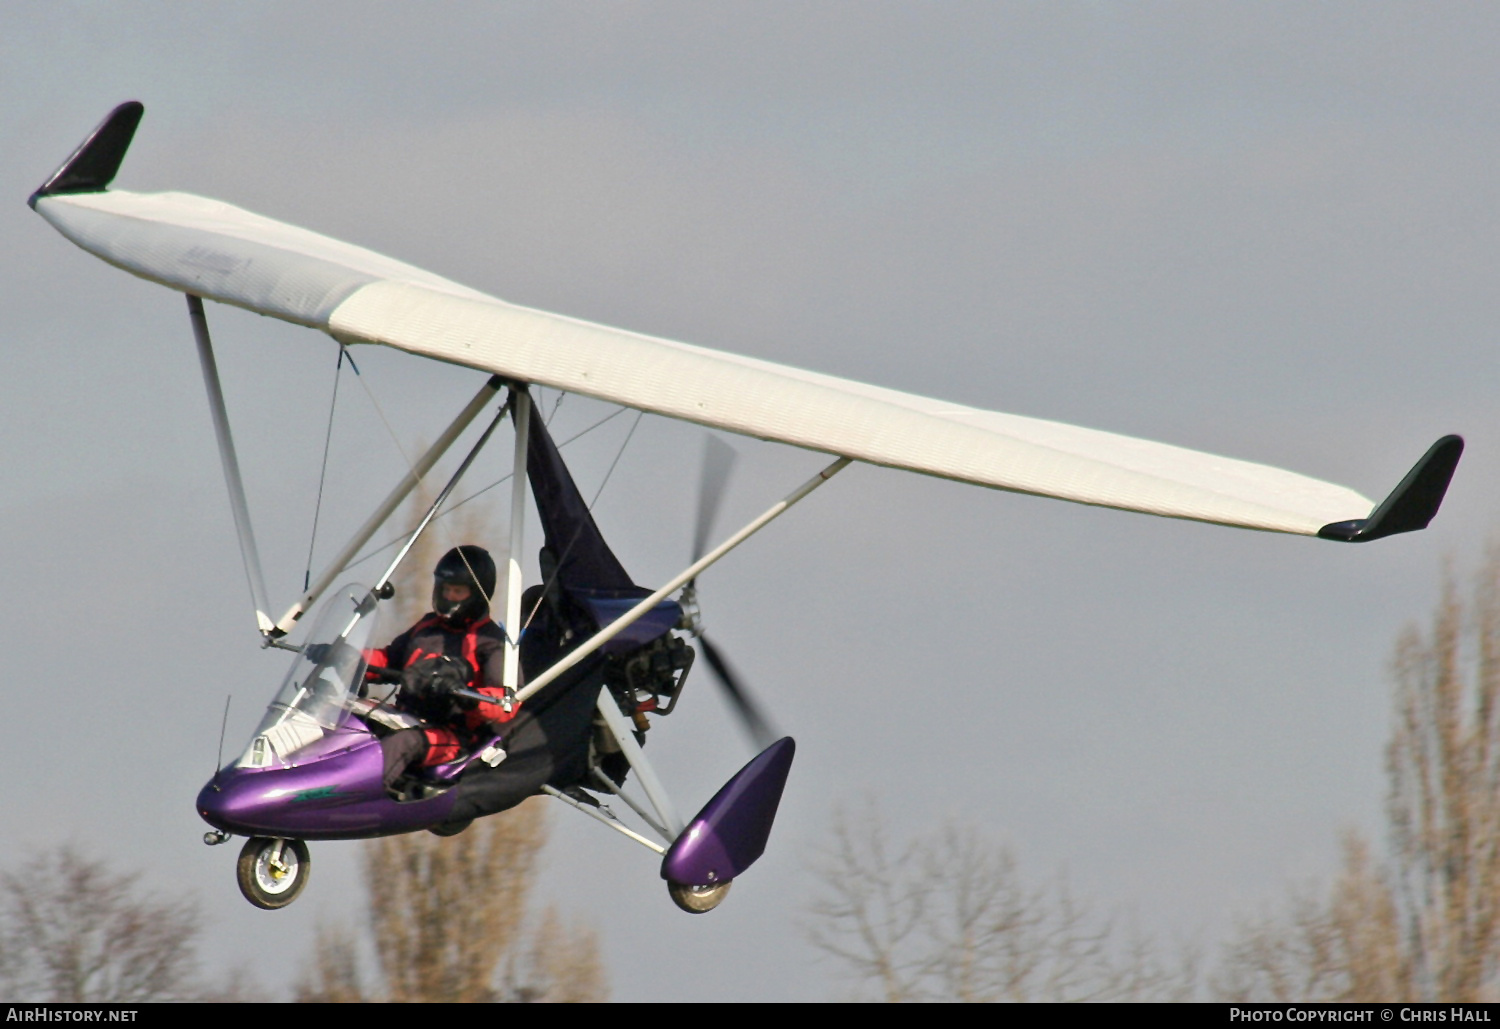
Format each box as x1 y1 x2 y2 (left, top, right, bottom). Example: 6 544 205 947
236 583 387 769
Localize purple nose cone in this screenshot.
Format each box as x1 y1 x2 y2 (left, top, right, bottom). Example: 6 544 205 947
661 737 795 887
195 736 459 840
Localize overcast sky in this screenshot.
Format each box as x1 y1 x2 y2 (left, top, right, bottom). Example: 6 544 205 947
3 2 1498 1001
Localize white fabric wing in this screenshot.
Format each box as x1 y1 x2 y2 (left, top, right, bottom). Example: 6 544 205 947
35 188 1375 536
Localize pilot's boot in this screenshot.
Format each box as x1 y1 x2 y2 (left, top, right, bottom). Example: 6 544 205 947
380 728 427 796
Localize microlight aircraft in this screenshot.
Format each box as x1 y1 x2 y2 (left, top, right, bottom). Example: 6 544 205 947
30 103 1464 912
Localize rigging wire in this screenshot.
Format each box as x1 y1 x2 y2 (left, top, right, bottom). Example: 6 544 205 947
545 388 565 426
289 354 638 618
520 407 645 634
443 390 518 613
435 388 553 644
302 345 348 591
589 408 645 510
347 348 420 486
328 353 503 578
404 389 635 643
285 354 517 616
339 404 632 574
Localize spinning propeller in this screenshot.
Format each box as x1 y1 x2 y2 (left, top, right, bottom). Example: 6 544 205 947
681 437 778 751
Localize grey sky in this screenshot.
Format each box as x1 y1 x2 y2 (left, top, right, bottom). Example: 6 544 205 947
2 3 1496 1000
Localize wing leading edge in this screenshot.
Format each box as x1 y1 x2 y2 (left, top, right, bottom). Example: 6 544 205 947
30 103 1461 541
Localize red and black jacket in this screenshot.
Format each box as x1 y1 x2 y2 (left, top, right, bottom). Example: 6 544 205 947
367 612 520 765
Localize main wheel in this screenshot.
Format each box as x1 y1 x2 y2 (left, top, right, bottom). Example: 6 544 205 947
668 879 732 914
236 837 311 910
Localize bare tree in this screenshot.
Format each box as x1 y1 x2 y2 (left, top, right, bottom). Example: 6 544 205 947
298 925 368 1004
0 847 207 1002
1215 832 1408 1002
500 906 609 1004
367 804 542 1003
807 804 1188 1002
1385 557 1500 1000
297 460 605 1003
815 550 1500 1003
296 800 606 1002
381 462 495 628
1219 547 1500 1002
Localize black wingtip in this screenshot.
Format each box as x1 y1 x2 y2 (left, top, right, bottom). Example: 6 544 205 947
29 101 144 209
1319 435 1464 543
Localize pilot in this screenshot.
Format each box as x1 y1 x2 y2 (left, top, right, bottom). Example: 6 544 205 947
367 545 522 793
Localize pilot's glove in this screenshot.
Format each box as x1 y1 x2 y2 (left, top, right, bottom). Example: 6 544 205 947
366 664 404 685
305 641 360 667
401 656 469 720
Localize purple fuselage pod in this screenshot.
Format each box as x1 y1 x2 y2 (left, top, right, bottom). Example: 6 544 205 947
196 727 458 841
661 736 796 887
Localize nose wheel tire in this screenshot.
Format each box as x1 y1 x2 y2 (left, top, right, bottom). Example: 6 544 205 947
668 879 732 914
236 837 311 910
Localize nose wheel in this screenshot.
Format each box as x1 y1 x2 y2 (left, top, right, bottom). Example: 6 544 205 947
236 837 311 909
667 879 732 914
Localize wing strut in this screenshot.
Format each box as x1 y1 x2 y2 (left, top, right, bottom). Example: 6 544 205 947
188 294 274 636
516 455 853 704
369 397 512 597
271 374 505 636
